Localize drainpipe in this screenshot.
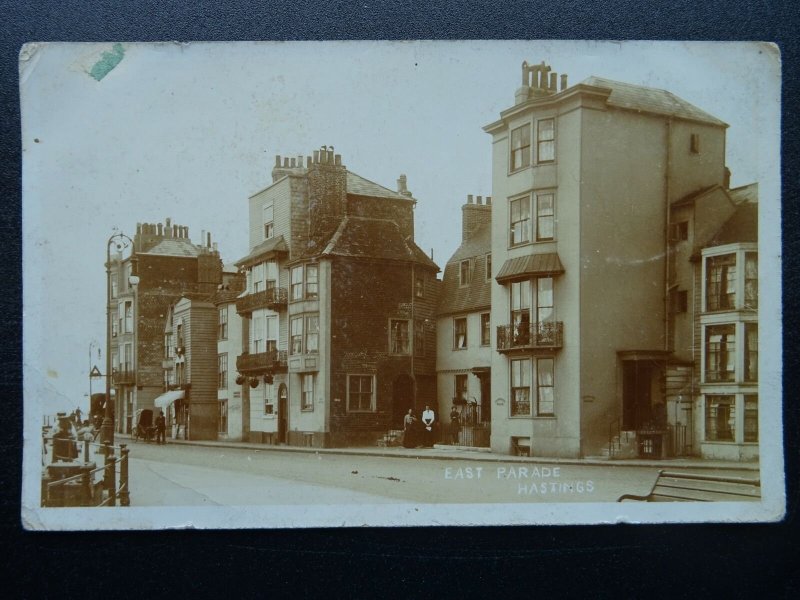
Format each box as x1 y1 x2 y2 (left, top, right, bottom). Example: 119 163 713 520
664 118 672 353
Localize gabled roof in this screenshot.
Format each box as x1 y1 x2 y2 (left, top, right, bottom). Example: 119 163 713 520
437 224 492 316
582 76 728 127
319 216 438 270
235 235 289 268
729 182 759 205
142 238 205 257
346 172 413 201
671 185 722 208
708 202 758 246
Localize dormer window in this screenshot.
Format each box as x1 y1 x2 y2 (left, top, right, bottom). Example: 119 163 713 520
460 260 472 286
263 202 274 240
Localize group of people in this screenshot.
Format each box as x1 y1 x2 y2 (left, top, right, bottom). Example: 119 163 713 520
401 405 439 448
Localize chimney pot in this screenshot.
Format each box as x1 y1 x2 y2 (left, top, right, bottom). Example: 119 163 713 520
477 195 483 205
313 150 320 163
306 156 312 168
290 157 296 167
283 157 289 167
467 194 473 204
327 150 334 163
275 155 281 167
165 217 171 228
157 223 163 236
207 232 211 248
549 72 557 91
486 196 492 205
297 155 303 167
560 74 567 91
334 154 341 166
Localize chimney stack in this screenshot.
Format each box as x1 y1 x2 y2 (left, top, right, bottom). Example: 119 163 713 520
462 193 492 242
560 73 568 91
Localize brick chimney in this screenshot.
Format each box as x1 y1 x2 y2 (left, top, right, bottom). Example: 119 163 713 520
515 60 567 105
307 145 347 248
271 153 307 183
462 194 492 242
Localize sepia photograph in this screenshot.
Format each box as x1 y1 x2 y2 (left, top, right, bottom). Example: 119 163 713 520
20 40 783 529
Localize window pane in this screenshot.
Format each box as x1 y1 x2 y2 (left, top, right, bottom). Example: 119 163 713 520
537 119 555 162
454 318 467 349
745 253 758 308
705 325 735 382
744 395 758 442
510 125 531 171
536 194 554 240
510 197 531 245
306 315 319 353
481 313 490 346
745 324 758 381
705 395 735 441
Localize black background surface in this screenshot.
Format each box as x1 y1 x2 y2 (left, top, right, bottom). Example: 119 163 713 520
1 2 797 597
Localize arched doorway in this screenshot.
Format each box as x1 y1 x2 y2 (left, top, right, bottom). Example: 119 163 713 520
392 374 415 427
278 383 288 444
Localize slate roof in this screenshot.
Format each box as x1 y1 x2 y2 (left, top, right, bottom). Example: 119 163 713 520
671 185 720 208
437 223 492 316
234 235 289 268
319 216 438 270
582 76 728 127
346 172 413 201
729 182 759 205
143 238 205 257
708 201 758 246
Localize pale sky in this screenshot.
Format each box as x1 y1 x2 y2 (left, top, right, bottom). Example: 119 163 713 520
21 40 780 416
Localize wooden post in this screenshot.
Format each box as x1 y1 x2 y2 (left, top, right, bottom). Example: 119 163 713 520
84 439 90 464
119 444 130 507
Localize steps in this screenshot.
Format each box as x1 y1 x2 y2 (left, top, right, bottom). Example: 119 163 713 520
376 429 405 448
602 431 638 459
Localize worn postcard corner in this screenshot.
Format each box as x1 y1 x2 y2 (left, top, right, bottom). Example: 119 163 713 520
21 40 783 529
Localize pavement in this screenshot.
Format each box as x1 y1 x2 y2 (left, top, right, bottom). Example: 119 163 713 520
116 434 760 473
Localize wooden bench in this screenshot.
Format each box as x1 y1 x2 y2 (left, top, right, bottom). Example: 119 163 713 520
617 470 761 502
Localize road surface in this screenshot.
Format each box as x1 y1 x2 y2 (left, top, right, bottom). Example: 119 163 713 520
124 442 758 506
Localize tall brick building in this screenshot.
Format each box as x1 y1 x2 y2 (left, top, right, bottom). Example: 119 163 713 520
108 219 222 434
234 147 439 447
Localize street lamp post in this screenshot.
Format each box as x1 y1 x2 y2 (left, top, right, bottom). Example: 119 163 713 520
102 232 139 446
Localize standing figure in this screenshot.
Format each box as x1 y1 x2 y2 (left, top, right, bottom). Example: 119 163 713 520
156 410 166 445
402 409 417 448
449 406 461 445
421 405 436 447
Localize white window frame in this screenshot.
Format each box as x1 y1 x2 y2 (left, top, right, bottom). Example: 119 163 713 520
453 317 468 350
263 202 274 240
510 123 531 172
536 117 555 163
347 374 375 412
509 194 531 246
301 374 315 411
291 266 303 301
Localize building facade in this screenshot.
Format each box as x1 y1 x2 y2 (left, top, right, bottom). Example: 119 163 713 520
436 194 493 447
108 219 223 435
234 148 439 447
483 61 734 458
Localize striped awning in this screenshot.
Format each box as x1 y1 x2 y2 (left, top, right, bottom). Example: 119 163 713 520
495 253 565 283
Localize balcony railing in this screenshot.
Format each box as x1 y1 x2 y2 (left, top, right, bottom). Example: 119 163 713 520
236 350 288 374
496 322 563 352
112 368 136 385
235 287 288 315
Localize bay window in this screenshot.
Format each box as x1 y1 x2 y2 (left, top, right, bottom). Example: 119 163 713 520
510 196 530 246
705 324 735 382
536 118 555 162
705 395 734 441
510 124 531 171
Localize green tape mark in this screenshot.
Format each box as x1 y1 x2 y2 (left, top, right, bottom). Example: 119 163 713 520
88 43 125 81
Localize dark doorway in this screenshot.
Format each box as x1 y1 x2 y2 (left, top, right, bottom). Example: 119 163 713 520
278 384 288 443
478 372 491 423
622 361 653 430
392 374 415 427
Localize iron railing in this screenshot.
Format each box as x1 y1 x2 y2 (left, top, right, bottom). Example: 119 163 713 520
41 439 131 507
235 287 288 314
236 349 288 373
448 403 490 448
112 368 135 385
496 321 563 352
